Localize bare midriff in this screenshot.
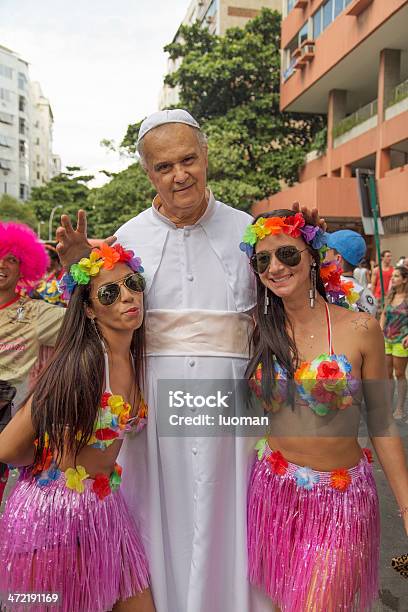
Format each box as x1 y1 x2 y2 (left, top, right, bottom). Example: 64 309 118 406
267 436 364 471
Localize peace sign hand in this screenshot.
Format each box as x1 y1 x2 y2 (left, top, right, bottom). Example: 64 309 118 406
55 210 115 269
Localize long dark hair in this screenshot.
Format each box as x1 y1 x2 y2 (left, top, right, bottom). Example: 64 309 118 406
31 274 146 466
246 209 327 404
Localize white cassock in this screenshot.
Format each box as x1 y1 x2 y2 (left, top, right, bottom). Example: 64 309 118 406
117 193 270 612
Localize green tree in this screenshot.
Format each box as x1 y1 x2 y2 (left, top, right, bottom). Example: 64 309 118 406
88 163 155 237
0 194 38 229
28 167 96 238
122 9 324 211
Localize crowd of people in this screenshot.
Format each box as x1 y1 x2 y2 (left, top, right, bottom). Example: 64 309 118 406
0 108 407 612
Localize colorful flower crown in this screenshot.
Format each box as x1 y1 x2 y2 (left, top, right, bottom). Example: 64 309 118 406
239 213 327 260
59 243 144 300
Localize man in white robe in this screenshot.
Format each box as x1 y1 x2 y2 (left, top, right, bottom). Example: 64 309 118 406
57 109 271 612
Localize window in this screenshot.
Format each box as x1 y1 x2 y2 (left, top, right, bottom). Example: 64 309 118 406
0 87 12 102
0 135 10 147
18 72 27 90
0 158 11 171
323 0 333 28
313 9 322 38
19 117 26 135
19 139 27 156
19 96 26 112
37 171 40 180
0 64 12 79
20 183 28 200
287 0 295 12
298 23 308 46
334 0 344 17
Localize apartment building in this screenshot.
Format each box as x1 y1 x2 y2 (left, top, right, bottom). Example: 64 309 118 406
254 0 408 254
160 0 281 108
0 45 59 201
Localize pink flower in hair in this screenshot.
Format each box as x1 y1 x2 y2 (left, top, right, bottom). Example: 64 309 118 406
0 222 49 286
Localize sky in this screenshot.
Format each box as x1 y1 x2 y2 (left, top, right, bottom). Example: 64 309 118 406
0 0 188 185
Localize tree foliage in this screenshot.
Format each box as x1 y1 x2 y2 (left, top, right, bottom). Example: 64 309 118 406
88 163 155 237
123 9 324 211
0 194 38 229
29 168 96 237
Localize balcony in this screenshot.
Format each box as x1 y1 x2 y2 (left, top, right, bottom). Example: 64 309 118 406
333 99 378 146
0 158 11 171
385 78 408 121
301 40 315 62
345 0 373 16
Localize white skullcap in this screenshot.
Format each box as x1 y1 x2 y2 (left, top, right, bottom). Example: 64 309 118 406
137 109 200 144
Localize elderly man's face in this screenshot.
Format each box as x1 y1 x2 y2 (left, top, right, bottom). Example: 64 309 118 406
143 123 208 218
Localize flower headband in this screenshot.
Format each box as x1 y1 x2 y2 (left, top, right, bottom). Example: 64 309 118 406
239 213 327 260
59 243 144 300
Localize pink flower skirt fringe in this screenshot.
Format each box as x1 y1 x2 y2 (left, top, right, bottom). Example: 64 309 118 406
0 470 150 612
248 445 380 611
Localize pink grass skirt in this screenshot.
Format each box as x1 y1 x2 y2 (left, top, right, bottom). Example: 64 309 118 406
0 470 150 612
248 443 380 611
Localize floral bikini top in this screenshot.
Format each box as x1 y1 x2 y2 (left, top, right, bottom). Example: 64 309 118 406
89 350 148 450
32 350 148 499
250 303 360 416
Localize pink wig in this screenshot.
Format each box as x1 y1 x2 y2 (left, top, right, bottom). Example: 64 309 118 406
0 222 50 285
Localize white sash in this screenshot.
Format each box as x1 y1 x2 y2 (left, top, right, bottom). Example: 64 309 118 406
145 309 253 358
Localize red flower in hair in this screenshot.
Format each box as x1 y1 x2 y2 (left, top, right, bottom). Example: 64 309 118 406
283 213 305 238
363 448 373 463
113 244 132 262
93 473 111 500
267 450 288 475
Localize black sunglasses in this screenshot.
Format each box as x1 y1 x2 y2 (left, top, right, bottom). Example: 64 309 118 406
96 273 146 306
250 246 308 274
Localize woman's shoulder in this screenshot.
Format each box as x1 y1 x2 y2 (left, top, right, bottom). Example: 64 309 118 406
329 303 380 335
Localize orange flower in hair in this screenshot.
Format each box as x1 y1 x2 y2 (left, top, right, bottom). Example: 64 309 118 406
263 216 286 235
94 243 121 270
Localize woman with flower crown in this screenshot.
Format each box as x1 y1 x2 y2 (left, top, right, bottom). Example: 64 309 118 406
0 244 155 612
240 209 408 611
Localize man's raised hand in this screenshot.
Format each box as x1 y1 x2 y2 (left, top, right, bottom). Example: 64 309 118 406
291 201 327 232
56 210 115 269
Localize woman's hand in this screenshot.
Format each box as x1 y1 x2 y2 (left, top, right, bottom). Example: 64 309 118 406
402 336 408 349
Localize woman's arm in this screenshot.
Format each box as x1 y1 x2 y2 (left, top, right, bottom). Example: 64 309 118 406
0 397 36 466
359 314 408 534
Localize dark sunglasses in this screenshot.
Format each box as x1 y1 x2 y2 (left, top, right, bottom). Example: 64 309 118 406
250 246 308 274
96 273 146 306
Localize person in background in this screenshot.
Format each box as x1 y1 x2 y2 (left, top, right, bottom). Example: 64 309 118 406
354 258 370 289
380 266 408 420
0 222 65 406
372 250 394 306
324 229 376 315
397 255 406 268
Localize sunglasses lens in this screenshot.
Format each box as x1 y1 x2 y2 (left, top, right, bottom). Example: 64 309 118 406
251 252 271 274
98 284 120 306
275 246 302 267
125 273 146 293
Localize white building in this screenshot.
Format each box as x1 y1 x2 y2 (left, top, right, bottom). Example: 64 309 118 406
159 0 281 109
0 45 59 201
